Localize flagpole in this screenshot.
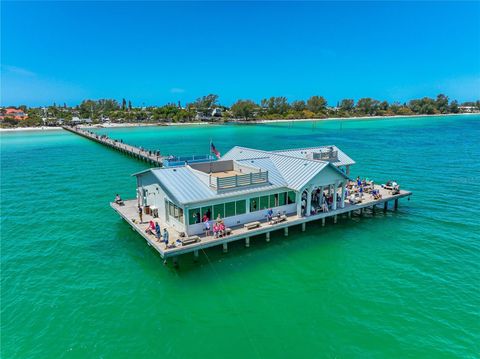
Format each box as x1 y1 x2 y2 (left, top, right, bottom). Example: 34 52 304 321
209 139 212 173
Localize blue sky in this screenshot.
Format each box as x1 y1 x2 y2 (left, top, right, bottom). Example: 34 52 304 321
1 1 479 107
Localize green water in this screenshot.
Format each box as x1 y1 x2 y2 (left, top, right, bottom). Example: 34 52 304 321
1 115 479 358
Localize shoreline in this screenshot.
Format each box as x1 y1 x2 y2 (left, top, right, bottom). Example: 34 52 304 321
235 112 479 124
1 113 477 132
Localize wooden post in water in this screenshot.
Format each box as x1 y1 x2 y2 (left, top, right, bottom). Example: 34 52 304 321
322 218 326 227
334 215 337 224
284 227 289 237
223 242 228 253
193 250 199 262
394 199 399 210
384 202 388 212
245 237 250 248
301 222 306 232
266 232 270 242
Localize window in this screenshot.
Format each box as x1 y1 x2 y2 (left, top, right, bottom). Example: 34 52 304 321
168 201 184 223
260 196 269 210
236 200 246 214
288 191 296 204
201 206 212 220
249 197 259 212
225 201 236 217
189 208 201 225
213 203 225 219
269 194 278 207
279 192 286 206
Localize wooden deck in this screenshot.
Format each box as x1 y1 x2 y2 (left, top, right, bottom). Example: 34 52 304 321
63 125 164 166
111 185 412 262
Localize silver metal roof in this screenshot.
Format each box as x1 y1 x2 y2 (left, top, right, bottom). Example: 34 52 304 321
135 145 351 205
147 166 286 205
226 147 331 191
271 145 355 167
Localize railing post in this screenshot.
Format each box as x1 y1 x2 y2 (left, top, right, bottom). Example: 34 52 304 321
235 175 238 187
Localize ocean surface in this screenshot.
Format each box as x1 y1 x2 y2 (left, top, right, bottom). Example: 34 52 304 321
1 115 479 358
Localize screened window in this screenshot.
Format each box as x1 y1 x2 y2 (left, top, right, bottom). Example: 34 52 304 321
236 200 246 214
168 201 184 223
269 194 278 207
225 202 236 217
288 191 296 204
249 197 259 212
260 196 269 210
189 208 201 225
213 203 225 219
201 206 212 220
279 192 286 206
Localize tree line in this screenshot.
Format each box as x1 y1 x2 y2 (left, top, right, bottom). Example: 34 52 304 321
1 94 479 127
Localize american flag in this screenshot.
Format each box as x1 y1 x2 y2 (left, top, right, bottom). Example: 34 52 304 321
210 142 221 159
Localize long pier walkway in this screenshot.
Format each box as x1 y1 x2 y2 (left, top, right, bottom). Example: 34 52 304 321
62 125 164 166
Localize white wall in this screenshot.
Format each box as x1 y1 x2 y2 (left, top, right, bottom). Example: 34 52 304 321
306 165 347 188
137 172 185 232
186 203 296 236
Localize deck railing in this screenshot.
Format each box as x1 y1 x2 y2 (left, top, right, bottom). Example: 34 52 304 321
164 154 215 167
211 171 269 189
313 150 338 161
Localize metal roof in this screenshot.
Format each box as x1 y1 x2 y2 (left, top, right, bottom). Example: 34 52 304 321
222 147 349 191
146 166 285 205
271 145 355 167
135 145 351 205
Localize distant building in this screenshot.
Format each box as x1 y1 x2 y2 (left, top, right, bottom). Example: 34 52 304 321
0 107 28 120
459 106 479 113
211 108 222 117
71 116 93 124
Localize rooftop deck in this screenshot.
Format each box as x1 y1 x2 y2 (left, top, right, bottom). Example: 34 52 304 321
111 185 412 261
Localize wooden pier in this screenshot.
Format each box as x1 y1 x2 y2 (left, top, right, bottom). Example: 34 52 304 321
62 126 164 166
111 185 412 266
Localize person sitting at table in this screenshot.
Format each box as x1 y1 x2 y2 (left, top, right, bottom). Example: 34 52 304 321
213 223 219 238
349 193 357 204
218 223 225 237
322 201 329 212
145 220 155 235
114 194 124 205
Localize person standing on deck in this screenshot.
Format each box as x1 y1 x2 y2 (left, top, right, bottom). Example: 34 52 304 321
204 219 211 236
138 205 143 223
267 208 273 223
163 228 169 247
155 222 161 241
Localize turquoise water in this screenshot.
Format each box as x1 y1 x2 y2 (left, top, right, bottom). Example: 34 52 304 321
1 115 479 358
